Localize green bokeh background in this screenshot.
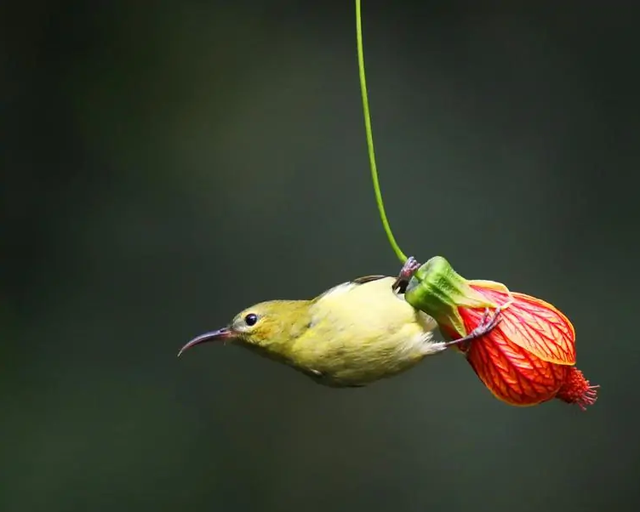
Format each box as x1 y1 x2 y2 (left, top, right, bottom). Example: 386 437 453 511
3 2 638 511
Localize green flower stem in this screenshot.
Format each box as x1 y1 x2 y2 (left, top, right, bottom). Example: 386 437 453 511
355 0 406 264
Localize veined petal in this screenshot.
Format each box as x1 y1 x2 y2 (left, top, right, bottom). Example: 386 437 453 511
465 326 568 406
468 285 576 365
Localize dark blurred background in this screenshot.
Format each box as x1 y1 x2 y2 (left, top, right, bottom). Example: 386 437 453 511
2 2 638 511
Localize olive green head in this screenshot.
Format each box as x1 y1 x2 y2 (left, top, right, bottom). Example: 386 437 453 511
178 300 311 356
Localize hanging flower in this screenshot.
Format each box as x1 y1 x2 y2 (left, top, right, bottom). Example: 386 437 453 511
403 256 598 409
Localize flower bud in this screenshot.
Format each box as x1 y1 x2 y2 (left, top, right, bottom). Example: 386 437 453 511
404 256 598 408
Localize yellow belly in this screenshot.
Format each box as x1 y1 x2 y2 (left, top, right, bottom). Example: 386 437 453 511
290 277 440 386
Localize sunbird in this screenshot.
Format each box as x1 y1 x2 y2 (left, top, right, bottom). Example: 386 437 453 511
179 275 499 387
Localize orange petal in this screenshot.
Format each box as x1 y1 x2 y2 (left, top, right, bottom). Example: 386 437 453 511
468 286 576 365
465 327 568 406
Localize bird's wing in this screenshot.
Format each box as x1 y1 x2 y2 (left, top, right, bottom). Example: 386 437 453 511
313 275 388 302
351 275 387 285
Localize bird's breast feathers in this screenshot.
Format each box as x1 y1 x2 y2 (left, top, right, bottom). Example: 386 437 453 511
289 276 442 386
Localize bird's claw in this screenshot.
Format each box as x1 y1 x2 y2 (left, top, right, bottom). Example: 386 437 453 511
392 256 421 293
444 306 504 348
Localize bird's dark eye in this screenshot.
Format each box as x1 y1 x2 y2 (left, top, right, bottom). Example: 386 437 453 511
244 313 258 326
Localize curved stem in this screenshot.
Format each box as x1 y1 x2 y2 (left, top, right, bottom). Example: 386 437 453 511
355 0 407 264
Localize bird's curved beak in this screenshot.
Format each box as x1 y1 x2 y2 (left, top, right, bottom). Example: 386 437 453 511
178 327 235 357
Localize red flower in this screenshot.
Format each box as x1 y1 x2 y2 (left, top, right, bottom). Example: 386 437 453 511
448 284 598 409
404 257 599 409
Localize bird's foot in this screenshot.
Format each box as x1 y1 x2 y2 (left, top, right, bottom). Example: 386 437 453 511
444 307 504 348
392 256 422 293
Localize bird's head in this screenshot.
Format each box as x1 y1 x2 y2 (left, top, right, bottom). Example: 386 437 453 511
178 300 311 357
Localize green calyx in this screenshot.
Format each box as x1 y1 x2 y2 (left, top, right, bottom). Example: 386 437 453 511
404 256 496 337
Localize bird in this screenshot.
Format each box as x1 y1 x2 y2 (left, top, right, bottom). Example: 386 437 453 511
179 275 497 387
